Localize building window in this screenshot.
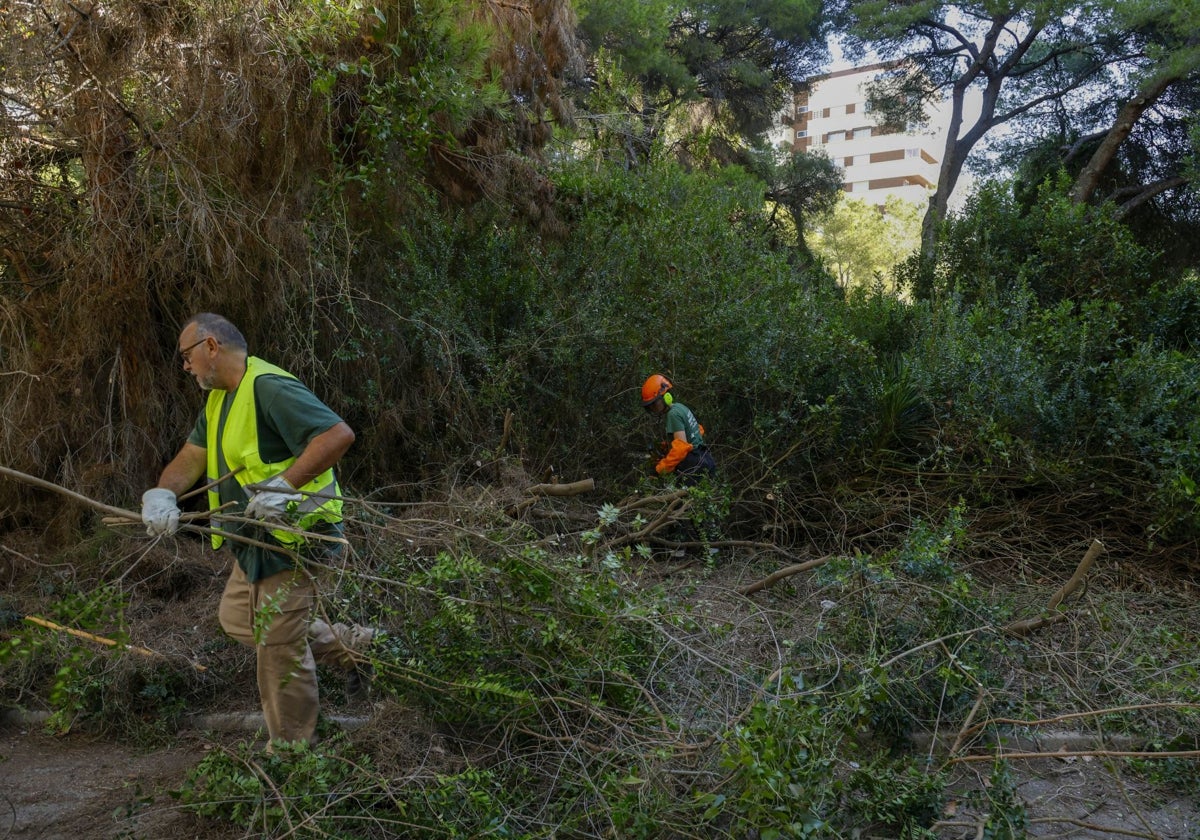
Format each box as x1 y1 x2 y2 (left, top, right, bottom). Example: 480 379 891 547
854 127 871 140
906 148 920 158
822 107 831 118
796 130 808 138
798 105 809 114
846 103 856 115
827 130 845 143
844 156 854 166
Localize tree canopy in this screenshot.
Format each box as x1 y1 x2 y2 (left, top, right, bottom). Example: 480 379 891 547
840 0 1199 293
808 195 922 290
575 0 829 163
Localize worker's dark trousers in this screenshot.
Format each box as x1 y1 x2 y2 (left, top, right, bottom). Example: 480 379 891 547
676 447 716 486
673 448 719 547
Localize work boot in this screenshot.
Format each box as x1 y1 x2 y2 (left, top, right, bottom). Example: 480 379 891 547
347 624 376 652
346 662 373 703
344 627 383 702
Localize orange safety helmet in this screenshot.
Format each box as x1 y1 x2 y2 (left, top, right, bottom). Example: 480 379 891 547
641 374 673 406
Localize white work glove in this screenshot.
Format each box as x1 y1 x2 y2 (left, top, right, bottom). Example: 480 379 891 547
141 488 181 537
244 475 303 520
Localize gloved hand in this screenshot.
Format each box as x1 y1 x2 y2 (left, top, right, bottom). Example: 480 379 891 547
656 438 694 475
141 488 181 537
244 475 303 520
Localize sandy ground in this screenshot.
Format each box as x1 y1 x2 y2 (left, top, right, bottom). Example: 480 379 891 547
943 755 1200 838
0 724 238 840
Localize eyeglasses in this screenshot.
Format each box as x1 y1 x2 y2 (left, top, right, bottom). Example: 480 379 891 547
178 336 209 363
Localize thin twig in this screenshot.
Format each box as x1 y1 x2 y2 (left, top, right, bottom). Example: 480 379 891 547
879 626 992 669
1028 817 1157 840
949 686 987 756
956 702 1200 742
101 500 236 526
949 748 1200 765
179 466 244 501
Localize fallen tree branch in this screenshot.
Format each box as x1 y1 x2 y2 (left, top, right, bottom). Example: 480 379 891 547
525 478 595 497
23 615 207 671
1004 538 1103 635
955 702 1200 744
1046 537 1104 610
948 747 1200 765
739 556 831 596
614 490 688 510
603 495 690 549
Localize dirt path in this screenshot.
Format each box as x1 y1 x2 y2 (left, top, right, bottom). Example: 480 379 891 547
3 718 1198 839
0 723 236 840
943 755 1200 838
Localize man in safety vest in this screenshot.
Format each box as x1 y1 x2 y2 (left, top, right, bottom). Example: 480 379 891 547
140 312 373 748
641 373 716 483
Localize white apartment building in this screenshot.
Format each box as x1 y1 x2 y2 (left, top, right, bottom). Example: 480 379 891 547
769 62 949 208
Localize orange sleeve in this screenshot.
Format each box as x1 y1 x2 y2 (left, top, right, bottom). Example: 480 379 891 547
656 438 693 474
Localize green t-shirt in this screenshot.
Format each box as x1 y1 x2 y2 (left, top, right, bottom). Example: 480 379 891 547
188 373 344 582
664 402 705 448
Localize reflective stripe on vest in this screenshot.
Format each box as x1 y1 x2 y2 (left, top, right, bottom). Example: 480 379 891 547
205 356 343 549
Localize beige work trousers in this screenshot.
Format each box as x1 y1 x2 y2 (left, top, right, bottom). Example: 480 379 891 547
217 561 366 746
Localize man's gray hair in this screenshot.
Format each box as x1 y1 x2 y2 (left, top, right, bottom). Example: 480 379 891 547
185 313 248 352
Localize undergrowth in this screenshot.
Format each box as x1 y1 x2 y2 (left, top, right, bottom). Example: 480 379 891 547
4 498 1194 838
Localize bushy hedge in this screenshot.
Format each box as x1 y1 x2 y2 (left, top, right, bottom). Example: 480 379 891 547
337 163 1200 545
886 178 1200 541
345 160 878 488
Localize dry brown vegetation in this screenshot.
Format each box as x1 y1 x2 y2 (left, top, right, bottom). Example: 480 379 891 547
0 0 586 534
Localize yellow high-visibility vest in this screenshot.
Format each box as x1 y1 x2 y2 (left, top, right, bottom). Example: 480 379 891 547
205 356 343 549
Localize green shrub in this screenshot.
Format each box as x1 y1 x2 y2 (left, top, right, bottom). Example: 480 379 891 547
363 542 662 728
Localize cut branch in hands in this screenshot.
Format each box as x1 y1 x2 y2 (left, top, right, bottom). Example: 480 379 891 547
179 466 244 501
0 464 320 556
0 464 143 521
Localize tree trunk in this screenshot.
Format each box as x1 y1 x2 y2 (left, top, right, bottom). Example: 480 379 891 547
914 14 1017 297
1069 72 1180 205
916 80 997 298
